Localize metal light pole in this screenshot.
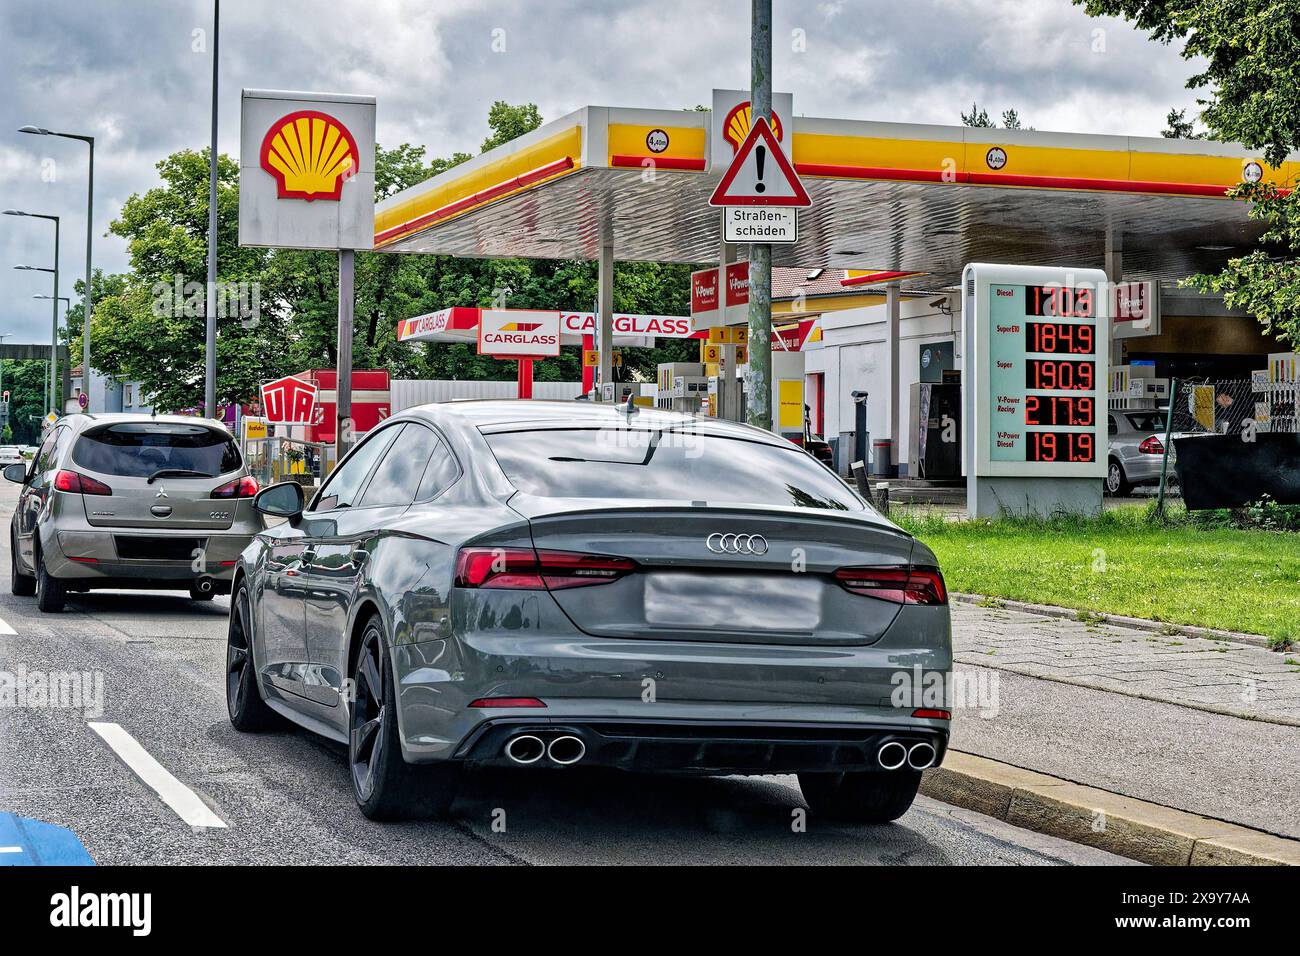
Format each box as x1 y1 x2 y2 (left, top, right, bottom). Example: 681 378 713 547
6 208 61 415
13 261 58 414
33 294 72 405
0 332 11 406
746 0 773 430
205 0 220 417
19 126 94 410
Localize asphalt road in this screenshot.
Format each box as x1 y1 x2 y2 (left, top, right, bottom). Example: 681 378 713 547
0 481 1130 866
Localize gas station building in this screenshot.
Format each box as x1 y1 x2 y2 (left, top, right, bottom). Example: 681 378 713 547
375 94 1298 476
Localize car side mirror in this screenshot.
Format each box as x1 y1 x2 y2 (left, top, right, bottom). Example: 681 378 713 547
3 463 27 484
254 481 304 522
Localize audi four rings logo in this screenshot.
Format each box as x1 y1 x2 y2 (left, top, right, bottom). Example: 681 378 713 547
706 533 769 554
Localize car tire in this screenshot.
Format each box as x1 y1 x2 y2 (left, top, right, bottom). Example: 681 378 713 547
226 582 287 732
34 550 66 613
349 615 459 821
798 769 923 823
1105 458 1131 497
10 529 35 597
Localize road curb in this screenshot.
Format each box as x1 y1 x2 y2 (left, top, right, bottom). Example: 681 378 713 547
920 751 1300 866
951 592 1282 650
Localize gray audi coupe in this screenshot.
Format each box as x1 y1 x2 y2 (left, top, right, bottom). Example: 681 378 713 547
227 400 952 821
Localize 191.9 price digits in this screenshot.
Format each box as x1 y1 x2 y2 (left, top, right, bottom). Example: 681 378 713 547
1027 431 1095 462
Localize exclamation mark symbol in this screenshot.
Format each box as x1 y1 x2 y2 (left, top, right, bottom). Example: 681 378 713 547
754 145 766 193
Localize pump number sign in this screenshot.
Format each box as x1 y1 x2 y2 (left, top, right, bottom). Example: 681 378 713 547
964 263 1109 478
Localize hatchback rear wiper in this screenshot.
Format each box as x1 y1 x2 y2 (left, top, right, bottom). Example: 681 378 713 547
146 468 215 484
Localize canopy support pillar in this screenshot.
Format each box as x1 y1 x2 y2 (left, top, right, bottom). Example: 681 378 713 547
597 237 614 397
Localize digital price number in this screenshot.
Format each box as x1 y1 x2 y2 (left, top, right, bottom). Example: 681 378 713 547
1027 431 1095 463
1025 321 1094 354
1024 358 1096 391
1024 395 1095 427
1027 285 1094 319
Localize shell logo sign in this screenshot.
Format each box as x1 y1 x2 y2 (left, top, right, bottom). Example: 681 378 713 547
721 102 784 154
260 110 359 201
710 89 793 172
239 90 375 250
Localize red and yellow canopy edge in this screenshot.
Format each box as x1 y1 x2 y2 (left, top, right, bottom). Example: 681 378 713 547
374 126 583 247
792 132 1295 197
376 121 1295 248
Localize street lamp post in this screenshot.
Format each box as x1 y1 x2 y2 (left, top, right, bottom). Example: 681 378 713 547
6 209 61 415
205 0 221 418
0 332 12 405
19 126 95 411
33 294 72 402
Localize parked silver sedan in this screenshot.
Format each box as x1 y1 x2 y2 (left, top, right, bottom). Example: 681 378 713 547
1106 409 1173 495
5 414 262 612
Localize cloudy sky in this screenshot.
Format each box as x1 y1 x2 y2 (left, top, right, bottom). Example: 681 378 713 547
0 0 1200 345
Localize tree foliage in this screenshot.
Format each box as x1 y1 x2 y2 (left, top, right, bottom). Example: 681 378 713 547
960 103 1032 130
1078 1 1300 167
1161 106 1202 139
1075 0 1300 346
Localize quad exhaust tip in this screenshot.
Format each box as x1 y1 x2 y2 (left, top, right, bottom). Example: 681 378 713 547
877 741 908 770
504 734 545 765
547 735 586 766
907 741 937 770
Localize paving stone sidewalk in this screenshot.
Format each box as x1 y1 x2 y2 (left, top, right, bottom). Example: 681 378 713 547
952 601 1300 725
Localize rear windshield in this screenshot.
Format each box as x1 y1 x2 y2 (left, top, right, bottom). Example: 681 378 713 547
72 422 242 478
484 427 862 511
1125 412 1166 432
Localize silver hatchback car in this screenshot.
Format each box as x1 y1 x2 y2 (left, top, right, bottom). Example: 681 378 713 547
5 414 262 612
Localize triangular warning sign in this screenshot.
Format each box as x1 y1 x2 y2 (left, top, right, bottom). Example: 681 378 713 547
709 115 811 207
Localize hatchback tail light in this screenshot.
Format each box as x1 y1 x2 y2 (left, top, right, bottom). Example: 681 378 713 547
454 547 636 591
1138 436 1164 455
833 565 947 605
53 470 112 496
211 476 260 499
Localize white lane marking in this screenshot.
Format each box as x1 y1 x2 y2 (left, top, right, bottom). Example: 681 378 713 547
0 615 16 635
87 722 227 829
0 847 22 853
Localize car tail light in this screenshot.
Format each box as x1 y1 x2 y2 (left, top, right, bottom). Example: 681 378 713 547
1138 436 1164 455
833 565 947 605
454 547 636 591
211 476 260 499
53 470 112 496
468 697 547 708
912 708 952 720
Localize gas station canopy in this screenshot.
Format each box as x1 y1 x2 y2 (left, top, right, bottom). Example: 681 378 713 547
373 103 1297 290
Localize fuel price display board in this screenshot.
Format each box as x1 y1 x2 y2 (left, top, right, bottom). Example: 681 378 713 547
963 263 1109 479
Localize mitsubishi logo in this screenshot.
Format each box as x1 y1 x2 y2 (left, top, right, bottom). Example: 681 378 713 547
706 533 768 555
155 487 169 499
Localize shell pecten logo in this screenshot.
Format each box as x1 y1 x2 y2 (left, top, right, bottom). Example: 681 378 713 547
260 110 359 201
722 102 783 153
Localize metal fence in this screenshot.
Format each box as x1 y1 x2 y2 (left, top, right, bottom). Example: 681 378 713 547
392 379 585 412
1170 379 1300 437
